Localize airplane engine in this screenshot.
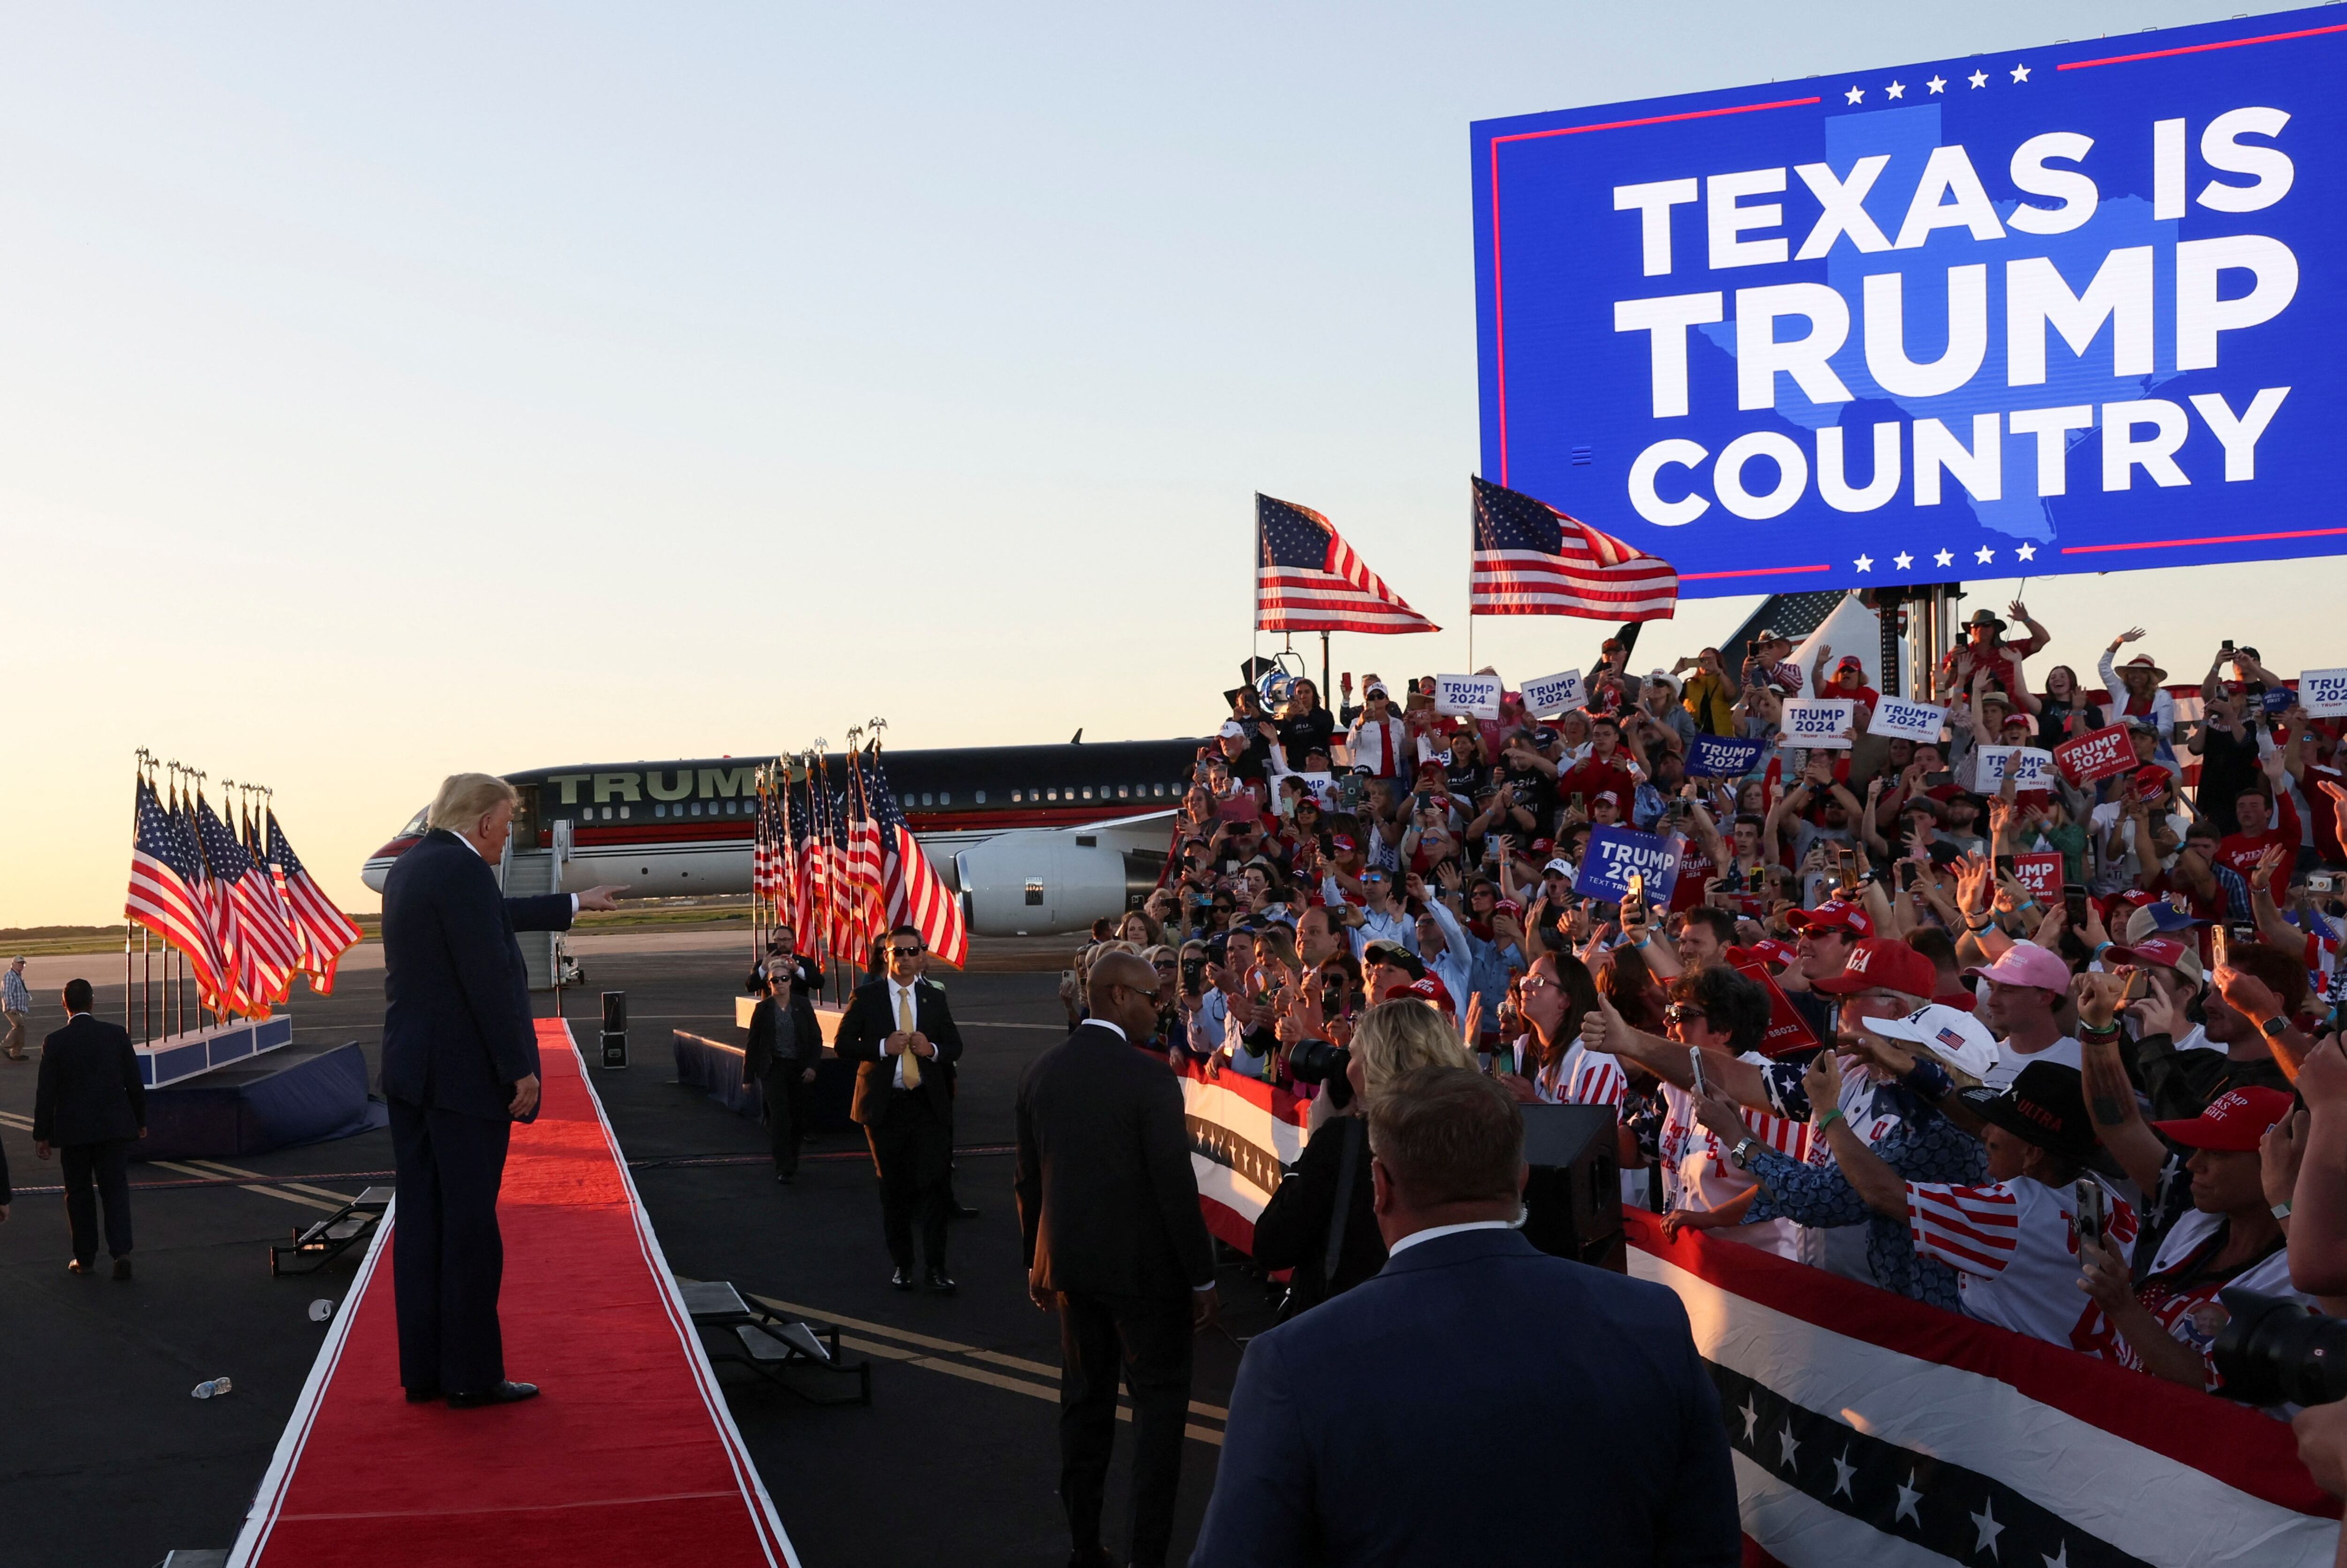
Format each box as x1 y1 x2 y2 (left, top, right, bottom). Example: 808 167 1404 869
954 826 1166 937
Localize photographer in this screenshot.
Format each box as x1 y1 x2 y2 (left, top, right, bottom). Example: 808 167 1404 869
1252 1002 1472 1316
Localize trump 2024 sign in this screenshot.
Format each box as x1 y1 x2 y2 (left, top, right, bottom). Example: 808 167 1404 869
1471 10 2346 598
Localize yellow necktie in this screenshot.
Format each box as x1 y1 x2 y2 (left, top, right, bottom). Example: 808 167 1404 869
896 987 921 1088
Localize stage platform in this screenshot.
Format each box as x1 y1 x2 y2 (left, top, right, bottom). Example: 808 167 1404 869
139 1015 293 1087
227 1020 796 1568
141 1041 383 1162
673 1029 856 1133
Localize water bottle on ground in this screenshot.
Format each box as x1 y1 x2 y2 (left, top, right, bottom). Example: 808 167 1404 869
192 1376 234 1399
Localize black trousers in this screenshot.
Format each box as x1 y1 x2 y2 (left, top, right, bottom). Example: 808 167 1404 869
864 1091 949 1270
1057 1292 1194 1568
759 1066 811 1176
60 1140 133 1264
388 1099 512 1395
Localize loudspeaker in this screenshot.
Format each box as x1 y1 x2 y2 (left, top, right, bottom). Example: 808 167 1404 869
1518 1102 1625 1272
600 990 628 1070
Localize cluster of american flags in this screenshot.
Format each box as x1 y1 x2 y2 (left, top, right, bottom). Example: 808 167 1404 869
1254 477 1679 635
750 745 967 968
125 765 362 1022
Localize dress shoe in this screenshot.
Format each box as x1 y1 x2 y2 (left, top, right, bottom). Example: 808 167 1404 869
924 1268 957 1295
774 1170 796 1185
446 1380 539 1409
890 1266 915 1291
112 1257 133 1281
404 1387 443 1404
66 1259 93 1276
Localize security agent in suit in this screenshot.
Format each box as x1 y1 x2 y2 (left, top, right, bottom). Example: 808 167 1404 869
381 773 623 1407
834 924 964 1291
1191 1066 1739 1568
32 979 145 1278
743 938 822 1182
1018 950 1220 1568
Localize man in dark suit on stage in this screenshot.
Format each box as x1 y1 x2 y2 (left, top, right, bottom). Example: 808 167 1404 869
1017 949 1219 1568
835 924 964 1292
1190 1066 1739 1568
743 926 823 1183
32 979 145 1278
381 772 622 1407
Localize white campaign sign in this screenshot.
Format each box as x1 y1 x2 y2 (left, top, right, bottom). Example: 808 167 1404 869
1979 746 2056 786
1519 668 1587 718
2301 669 2347 718
1780 698 1856 750
1869 699 1948 745
1434 673 1503 719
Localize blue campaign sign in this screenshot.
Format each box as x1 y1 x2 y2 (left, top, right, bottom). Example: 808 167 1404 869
1472 10 2347 598
1573 824 1683 906
1686 734 1768 778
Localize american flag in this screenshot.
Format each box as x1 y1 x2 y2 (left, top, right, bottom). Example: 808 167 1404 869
771 771 798 931
125 779 226 1012
266 810 362 995
1256 494 1439 635
184 794 259 1016
198 795 296 1012
1469 475 1678 621
843 752 889 947
797 766 834 963
866 757 968 968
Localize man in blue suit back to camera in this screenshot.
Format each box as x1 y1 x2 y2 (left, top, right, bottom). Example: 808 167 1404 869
381 772 621 1408
1191 1065 1739 1567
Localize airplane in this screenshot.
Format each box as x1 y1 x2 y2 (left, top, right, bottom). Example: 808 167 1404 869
360 739 1204 937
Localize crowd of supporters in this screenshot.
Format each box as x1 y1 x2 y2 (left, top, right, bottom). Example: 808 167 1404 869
1062 602 2347 1419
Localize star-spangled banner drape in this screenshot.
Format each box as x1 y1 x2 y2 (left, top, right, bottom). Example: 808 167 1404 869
1255 494 1439 635
1469 475 1679 621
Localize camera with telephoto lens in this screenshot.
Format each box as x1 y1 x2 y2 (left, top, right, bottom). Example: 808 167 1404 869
1289 1039 1354 1109
2211 1287 2347 1407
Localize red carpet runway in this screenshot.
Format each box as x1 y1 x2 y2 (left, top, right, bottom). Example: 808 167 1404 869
228 1021 797 1567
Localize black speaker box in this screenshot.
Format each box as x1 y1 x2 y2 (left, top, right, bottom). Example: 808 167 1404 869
1519 1102 1625 1272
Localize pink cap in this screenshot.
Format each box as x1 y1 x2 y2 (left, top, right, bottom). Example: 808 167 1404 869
1965 941 2073 994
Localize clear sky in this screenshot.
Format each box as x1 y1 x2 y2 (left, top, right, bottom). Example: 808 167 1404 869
3 2 2336 926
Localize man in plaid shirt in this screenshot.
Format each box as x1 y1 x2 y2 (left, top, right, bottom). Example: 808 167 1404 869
3 957 30 1061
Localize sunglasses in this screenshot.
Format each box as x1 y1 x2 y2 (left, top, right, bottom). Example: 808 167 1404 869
1664 1004 1708 1024
888 946 924 958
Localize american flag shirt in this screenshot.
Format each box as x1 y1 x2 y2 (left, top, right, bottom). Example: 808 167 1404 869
1908 1174 2139 1354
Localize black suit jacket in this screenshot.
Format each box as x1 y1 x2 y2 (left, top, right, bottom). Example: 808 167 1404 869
1015 1021 1215 1303
834 975 962 1126
743 990 822 1083
1190 1228 1739 1567
33 1013 145 1146
381 829 573 1122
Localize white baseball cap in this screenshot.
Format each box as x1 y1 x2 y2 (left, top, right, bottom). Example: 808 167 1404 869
1543 858 1574 877
1863 1002 1996 1084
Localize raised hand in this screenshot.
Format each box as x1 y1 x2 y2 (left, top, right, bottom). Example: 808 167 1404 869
2125 979 2179 1040
2263 1107 2309 1213
1802 1049 1844 1112
2114 626 2147 647
2071 970 2132 1032
2252 841 2289 895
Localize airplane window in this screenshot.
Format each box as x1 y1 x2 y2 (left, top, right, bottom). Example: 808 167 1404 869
1152 784 1165 797
975 791 986 804
940 792 950 805
1046 788 1057 801
921 793 933 806
400 805 430 838
1010 790 1020 803
620 806 631 819
1117 786 1129 799
1081 788 1092 800
654 804 666 818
